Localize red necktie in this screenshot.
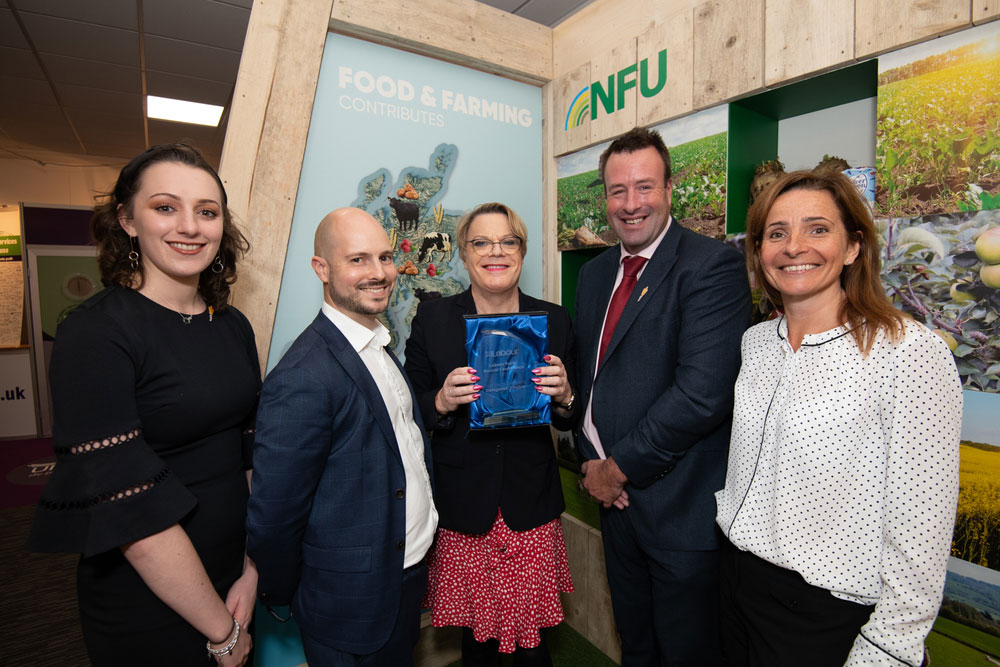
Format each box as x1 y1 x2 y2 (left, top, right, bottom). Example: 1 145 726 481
598 255 647 365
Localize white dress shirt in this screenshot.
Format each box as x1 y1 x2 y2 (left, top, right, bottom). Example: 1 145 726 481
322 302 438 568
583 217 671 460
716 316 962 666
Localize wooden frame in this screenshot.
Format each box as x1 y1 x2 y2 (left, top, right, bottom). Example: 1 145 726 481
220 0 991 368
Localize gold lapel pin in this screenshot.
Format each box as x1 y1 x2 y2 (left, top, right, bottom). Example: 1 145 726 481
637 286 648 301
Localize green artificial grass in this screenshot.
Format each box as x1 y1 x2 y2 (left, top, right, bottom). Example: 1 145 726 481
446 621 618 666
560 466 602 530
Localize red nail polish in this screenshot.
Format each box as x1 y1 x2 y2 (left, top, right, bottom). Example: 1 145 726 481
544 355 552 361
531 378 541 383
531 368 541 374
472 393 480 399
473 385 483 391
470 376 480 382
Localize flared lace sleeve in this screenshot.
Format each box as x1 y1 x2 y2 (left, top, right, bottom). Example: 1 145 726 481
28 298 197 557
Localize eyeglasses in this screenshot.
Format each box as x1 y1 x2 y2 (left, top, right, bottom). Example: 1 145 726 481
467 236 523 256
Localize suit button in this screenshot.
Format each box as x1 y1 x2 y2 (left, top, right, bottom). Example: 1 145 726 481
395 488 405 499
396 539 405 550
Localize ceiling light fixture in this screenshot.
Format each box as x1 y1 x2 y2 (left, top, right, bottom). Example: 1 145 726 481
146 95 224 127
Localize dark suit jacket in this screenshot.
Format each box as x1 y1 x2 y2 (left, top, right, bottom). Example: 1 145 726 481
246 311 432 654
403 289 575 534
574 223 750 550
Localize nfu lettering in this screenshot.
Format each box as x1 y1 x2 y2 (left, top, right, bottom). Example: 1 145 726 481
565 49 667 130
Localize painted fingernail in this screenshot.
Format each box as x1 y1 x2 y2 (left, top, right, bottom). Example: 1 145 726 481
472 393 480 399
470 376 480 382
467 368 476 373
531 368 541 374
531 377 541 383
544 355 552 362
473 385 483 391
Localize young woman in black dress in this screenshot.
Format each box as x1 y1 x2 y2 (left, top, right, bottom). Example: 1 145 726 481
29 144 260 666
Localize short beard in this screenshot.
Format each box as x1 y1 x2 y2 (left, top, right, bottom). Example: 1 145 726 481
328 280 390 318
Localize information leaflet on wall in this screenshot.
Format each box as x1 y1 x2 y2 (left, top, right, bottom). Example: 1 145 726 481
0 234 24 347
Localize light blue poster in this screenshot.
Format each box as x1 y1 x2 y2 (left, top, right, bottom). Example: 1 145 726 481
268 32 543 371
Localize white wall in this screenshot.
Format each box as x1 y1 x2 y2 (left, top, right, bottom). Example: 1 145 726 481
0 153 122 209
777 97 877 172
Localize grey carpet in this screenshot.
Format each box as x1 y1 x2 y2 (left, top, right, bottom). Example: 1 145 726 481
1 505 89 666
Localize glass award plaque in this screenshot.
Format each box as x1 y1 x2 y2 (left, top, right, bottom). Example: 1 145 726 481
464 311 550 429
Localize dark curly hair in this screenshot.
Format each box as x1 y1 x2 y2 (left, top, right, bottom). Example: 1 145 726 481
91 143 249 312
598 126 672 188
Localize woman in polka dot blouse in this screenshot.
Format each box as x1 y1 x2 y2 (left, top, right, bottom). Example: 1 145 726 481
715 170 962 667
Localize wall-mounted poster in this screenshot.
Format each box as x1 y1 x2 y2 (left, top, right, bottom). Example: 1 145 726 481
0 206 24 348
876 21 1000 218
267 33 542 370
25 248 100 436
928 390 1000 662
878 209 1000 393
556 105 728 250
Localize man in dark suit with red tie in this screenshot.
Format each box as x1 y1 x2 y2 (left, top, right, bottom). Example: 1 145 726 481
574 127 750 666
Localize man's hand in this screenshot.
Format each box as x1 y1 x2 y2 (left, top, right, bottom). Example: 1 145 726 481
581 457 630 509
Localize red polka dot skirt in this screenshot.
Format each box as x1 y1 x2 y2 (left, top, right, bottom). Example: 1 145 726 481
422 510 574 653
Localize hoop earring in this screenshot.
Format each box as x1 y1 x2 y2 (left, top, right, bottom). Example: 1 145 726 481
212 254 224 274
128 236 140 271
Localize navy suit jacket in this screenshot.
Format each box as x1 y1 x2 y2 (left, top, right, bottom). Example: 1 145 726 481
574 223 750 550
246 311 432 654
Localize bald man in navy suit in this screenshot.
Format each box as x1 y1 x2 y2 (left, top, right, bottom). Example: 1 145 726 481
247 208 437 666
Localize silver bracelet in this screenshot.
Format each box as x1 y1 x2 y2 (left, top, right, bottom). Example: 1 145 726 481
206 617 240 657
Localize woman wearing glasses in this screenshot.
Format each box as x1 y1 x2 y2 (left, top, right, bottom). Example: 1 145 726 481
404 202 575 667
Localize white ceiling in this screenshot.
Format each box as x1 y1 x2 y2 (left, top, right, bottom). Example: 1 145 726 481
0 0 593 167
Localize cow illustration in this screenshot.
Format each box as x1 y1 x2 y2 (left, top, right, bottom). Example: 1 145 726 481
388 197 420 232
414 287 442 302
417 231 452 264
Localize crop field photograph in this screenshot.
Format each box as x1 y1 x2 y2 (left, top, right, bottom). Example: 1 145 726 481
556 106 728 250
928 557 1000 665
952 391 1000 569
878 210 1000 392
876 22 1000 218
922 392 1000 665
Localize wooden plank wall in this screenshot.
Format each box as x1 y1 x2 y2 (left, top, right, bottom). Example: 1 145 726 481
329 0 552 84
975 0 1000 23
550 0 989 157
223 0 996 365
218 0 335 369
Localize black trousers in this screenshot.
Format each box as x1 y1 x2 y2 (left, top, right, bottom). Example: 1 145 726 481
601 507 722 667
719 542 875 667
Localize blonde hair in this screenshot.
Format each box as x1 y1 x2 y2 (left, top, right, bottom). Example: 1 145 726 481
456 202 528 261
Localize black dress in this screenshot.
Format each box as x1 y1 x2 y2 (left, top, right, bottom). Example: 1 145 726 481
28 287 260 666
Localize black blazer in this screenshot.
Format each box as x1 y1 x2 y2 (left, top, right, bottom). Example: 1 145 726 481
574 223 750 550
404 289 576 534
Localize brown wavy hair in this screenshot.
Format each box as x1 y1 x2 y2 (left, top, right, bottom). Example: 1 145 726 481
91 143 249 311
745 169 906 353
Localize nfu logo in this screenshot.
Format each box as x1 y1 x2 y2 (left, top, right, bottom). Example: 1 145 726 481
564 49 667 131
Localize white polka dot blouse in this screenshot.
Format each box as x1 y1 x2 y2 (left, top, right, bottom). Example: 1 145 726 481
715 316 962 666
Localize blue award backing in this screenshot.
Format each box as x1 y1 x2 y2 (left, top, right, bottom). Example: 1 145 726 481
464 311 550 429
